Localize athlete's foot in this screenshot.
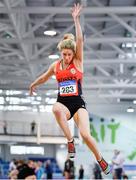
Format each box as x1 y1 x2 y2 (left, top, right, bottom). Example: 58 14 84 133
67 139 76 159
98 157 110 175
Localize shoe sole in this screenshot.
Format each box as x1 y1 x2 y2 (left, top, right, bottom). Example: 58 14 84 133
103 166 111 175
68 153 75 159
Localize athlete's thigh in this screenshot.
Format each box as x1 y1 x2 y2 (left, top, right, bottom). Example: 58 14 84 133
73 108 90 133
53 102 71 120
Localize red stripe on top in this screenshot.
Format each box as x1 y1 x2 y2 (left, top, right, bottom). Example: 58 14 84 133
55 60 83 96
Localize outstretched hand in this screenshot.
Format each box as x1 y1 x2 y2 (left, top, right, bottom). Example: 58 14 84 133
29 83 36 96
71 3 82 20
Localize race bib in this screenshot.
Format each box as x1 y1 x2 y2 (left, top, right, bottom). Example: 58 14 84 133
59 80 77 96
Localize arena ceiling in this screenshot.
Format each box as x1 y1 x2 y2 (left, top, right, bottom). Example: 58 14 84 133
0 0 136 115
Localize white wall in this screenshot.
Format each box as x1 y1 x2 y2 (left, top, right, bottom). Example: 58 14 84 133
0 111 63 136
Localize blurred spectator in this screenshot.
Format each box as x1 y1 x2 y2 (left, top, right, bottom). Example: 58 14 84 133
112 149 125 179
64 158 75 179
9 159 16 172
45 160 53 179
35 161 44 179
27 160 35 170
78 164 84 179
9 159 36 180
9 160 24 179
18 165 36 179
17 160 36 180
31 121 36 134
3 121 7 134
9 168 18 179
93 162 102 179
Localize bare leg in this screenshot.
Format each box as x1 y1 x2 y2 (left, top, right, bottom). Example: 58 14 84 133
73 108 102 161
52 102 73 141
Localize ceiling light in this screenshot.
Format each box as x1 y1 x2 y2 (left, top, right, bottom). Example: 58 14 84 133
31 101 41 105
47 98 56 104
122 43 136 48
36 96 42 101
45 97 56 104
45 105 53 112
44 30 56 36
133 100 136 104
127 107 134 113
0 106 4 110
48 54 59 59
118 54 125 59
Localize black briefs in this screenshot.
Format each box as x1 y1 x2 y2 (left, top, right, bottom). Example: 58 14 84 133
57 95 86 119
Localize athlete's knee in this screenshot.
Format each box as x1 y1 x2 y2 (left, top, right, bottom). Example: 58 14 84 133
80 132 90 141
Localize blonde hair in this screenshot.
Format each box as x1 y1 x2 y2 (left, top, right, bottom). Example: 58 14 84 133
57 33 76 52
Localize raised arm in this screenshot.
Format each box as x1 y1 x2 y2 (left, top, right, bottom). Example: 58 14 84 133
71 3 83 62
29 62 56 95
